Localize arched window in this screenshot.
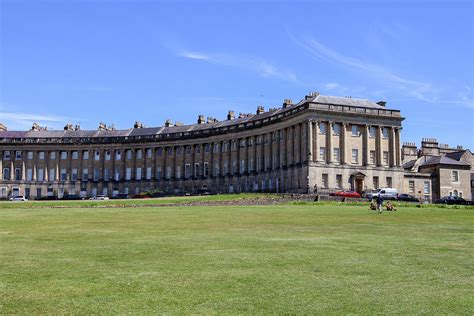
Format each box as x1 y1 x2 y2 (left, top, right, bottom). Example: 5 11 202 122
453 190 458 197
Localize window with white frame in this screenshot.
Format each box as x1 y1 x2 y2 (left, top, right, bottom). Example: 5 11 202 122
166 166 171 179
15 151 22 160
126 149 132 160
369 126 376 138
4 151 11 160
351 125 359 136
146 167 152 180
94 151 100 161
185 164 190 178
373 176 379 189
39 151 45 160
82 151 89 160
72 169 78 181
125 168 132 181
322 174 328 188
49 169 55 180
319 122 327 134
336 174 342 189
240 160 245 173
105 150 111 161
104 168 110 181
194 163 200 177
136 149 142 159
72 151 78 160
50 152 56 160
147 148 152 158
451 170 459 182
409 181 415 193
423 181 430 194
2 168 10 180
60 168 67 181
115 150 121 160
370 150 376 164
82 168 89 181
136 167 142 180
26 168 33 181
175 166 181 179
204 162 209 177
223 162 228 175
333 148 340 162
27 151 33 160
93 168 100 181
383 151 389 165
114 168 120 181
351 149 359 164
38 168 44 181
333 123 341 135
156 167 162 179
60 151 68 160
319 147 326 161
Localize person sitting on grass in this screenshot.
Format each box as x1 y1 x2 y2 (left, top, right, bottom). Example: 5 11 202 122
386 201 397 211
369 199 377 210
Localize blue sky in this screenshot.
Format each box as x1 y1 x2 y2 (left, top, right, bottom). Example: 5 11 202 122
1 0 473 149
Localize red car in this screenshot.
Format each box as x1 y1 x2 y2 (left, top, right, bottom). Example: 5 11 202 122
330 191 361 198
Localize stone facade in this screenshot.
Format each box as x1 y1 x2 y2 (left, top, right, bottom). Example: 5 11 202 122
402 140 472 201
1 92 470 201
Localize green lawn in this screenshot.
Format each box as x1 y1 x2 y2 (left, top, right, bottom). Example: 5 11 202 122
1 204 473 314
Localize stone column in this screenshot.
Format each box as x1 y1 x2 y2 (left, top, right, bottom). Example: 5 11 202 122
363 125 370 166
395 128 402 166
55 159 59 181
341 123 347 164
307 120 313 162
21 161 26 181
390 127 396 167
376 126 383 167
283 129 288 167
0 157 3 180
327 121 333 164
10 161 14 180
33 164 37 181
314 122 319 162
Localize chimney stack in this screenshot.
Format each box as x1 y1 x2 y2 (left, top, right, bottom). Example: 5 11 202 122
164 119 172 127
0 123 6 131
256 106 264 115
134 121 144 128
64 123 74 131
197 115 205 124
98 122 107 130
227 110 235 120
377 101 386 107
283 99 293 108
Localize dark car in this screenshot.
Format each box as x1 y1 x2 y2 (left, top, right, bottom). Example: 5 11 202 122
397 194 419 202
434 196 468 205
61 194 83 200
330 190 361 198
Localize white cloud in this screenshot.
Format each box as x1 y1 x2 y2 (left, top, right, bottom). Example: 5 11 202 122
178 50 298 83
324 82 339 90
0 109 72 130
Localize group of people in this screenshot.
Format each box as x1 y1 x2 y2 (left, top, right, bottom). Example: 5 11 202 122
369 194 397 213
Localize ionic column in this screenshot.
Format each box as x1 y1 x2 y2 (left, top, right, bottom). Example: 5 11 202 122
363 125 370 166
327 121 333 164
395 128 402 166
0 158 3 179
21 161 26 181
314 122 319 162
10 161 14 180
55 160 59 181
33 164 37 181
341 123 347 164
376 126 383 167
390 127 397 167
307 120 313 162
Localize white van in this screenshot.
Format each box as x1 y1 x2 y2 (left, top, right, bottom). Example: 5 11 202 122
367 188 398 200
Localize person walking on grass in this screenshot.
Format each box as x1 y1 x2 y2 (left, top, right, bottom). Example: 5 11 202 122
376 194 384 214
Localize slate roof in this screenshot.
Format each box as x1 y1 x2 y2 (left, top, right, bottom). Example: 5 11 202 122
445 150 470 161
420 156 470 167
0 94 395 140
312 95 385 109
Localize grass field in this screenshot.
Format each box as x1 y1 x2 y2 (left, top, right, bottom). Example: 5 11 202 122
1 201 473 314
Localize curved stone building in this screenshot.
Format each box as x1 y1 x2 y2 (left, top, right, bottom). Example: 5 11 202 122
0 93 406 199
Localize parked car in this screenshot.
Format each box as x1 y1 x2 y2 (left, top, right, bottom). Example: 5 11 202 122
9 195 28 201
434 196 468 205
366 188 398 200
89 195 110 200
110 193 129 199
397 194 420 202
330 191 361 198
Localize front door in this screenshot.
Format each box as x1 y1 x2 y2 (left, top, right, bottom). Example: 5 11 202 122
355 179 363 194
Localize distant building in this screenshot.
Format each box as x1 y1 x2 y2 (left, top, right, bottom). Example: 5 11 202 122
0 93 471 201
402 140 472 201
